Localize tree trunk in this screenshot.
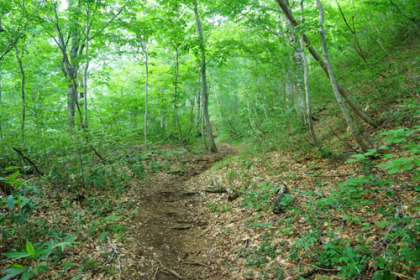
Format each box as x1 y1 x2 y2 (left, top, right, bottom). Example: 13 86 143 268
194 80 201 131
83 5 90 127
316 0 368 152
15 46 26 140
141 42 149 148
0 64 2 138
275 0 379 128
0 16 4 33
173 45 183 142
300 0 320 148
67 28 81 127
194 1 217 153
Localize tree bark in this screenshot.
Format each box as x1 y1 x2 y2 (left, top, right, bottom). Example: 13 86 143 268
15 46 26 140
141 42 149 148
0 16 4 33
0 64 2 138
83 4 90 127
174 45 183 142
275 0 379 128
316 0 368 152
194 1 217 153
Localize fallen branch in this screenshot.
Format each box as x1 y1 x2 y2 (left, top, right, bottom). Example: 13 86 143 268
13 147 43 175
107 237 118 262
312 174 352 177
205 186 227 193
392 272 415 280
180 261 207 267
152 267 159 280
294 261 339 279
330 129 360 153
159 263 184 280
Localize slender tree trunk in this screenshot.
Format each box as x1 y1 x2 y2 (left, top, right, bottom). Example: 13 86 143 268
244 83 259 135
83 5 90 127
0 16 4 33
234 90 238 116
142 42 149 148
300 0 320 148
214 87 224 124
66 0 81 128
194 80 201 131
201 110 208 150
15 47 26 140
389 0 420 29
336 2 368 63
0 64 3 138
194 1 217 153
316 0 368 152
173 45 183 142
275 0 379 128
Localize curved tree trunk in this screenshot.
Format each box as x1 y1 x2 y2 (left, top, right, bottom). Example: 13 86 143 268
316 0 368 152
275 0 379 128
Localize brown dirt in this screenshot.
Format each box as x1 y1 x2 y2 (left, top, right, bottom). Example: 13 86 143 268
119 143 239 280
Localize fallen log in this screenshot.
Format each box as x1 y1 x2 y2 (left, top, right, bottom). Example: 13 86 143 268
204 186 227 193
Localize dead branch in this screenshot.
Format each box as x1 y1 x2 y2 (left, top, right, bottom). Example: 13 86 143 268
159 263 184 280
180 261 207 267
12 147 43 175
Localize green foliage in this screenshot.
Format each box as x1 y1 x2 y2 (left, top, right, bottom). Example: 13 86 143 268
242 182 281 211
242 233 284 280
1 239 74 280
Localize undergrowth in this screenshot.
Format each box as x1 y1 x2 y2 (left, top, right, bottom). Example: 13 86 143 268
225 126 419 279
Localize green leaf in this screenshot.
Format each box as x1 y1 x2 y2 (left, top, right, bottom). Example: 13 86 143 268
7 196 14 209
7 171 20 182
26 241 36 258
372 270 396 280
346 154 366 163
0 268 25 280
99 231 108 243
5 166 20 171
10 264 24 270
3 252 30 259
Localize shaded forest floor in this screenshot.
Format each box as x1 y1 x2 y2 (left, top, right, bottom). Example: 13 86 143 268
119 143 239 280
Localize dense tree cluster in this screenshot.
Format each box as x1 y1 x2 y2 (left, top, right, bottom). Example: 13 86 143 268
0 0 418 152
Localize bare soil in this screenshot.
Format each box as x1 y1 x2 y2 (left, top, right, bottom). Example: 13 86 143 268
119 144 238 280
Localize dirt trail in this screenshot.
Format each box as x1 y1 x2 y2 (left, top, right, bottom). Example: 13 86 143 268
121 144 236 280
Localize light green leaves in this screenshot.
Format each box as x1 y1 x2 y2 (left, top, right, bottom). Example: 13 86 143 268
26 241 36 258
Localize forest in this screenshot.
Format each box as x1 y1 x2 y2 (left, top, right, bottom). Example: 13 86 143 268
0 0 419 279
